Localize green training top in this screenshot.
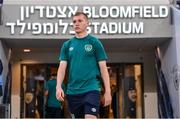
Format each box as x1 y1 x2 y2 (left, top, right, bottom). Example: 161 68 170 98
59 34 108 94
45 79 65 108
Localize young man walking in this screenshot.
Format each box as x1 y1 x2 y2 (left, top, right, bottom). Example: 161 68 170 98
56 11 111 119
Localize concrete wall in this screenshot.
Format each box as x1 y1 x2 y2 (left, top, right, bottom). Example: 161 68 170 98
0 2 172 39
1 0 171 118
160 7 180 118
3 0 170 5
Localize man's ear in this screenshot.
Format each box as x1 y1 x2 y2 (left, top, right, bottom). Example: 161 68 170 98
87 21 90 26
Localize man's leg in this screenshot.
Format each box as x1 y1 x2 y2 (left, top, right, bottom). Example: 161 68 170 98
46 107 55 118
84 90 100 119
66 94 85 118
54 107 62 118
85 114 97 119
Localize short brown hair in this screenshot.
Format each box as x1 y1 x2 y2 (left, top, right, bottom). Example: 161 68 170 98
73 11 88 20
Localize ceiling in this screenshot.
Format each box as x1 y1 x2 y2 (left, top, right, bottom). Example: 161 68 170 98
2 37 170 54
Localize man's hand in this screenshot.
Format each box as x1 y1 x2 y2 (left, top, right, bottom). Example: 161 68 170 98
103 91 112 107
98 61 112 107
56 87 64 101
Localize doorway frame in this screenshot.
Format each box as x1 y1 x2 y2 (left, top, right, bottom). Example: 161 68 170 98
20 63 59 118
20 63 145 118
107 63 145 118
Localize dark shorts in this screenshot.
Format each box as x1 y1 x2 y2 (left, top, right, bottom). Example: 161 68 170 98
66 90 100 118
45 106 62 118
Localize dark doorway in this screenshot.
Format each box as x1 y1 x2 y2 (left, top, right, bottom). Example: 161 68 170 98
100 63 144 118
20 63 144 118
20 64 58 118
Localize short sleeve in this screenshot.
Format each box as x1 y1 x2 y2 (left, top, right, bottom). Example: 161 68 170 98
62 83 67 94
94 39 108 61
44 81 49 91
58 42 68 61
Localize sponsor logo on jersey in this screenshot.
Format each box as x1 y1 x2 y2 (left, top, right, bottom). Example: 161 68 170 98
69 47 74 51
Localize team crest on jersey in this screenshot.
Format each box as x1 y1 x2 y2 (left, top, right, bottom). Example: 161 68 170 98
85 44 92 52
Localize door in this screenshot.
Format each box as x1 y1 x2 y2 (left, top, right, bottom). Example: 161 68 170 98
105 63 144 118
20 64 58 118
122 64 143 118
20 63 143 118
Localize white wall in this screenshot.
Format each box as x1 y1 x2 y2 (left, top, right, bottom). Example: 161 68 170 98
160 7 180 118
144 92 158 117
173 7 180 118
11 95 20 118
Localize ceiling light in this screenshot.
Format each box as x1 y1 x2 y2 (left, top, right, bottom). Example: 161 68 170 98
23 49 31 53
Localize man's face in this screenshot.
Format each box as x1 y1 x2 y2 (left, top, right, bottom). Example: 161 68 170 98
128 89 137 102
72 14 89 34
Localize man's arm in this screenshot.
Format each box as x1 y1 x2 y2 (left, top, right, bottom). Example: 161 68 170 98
98 61 112 106
56 61 67 101
44 90 48 97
